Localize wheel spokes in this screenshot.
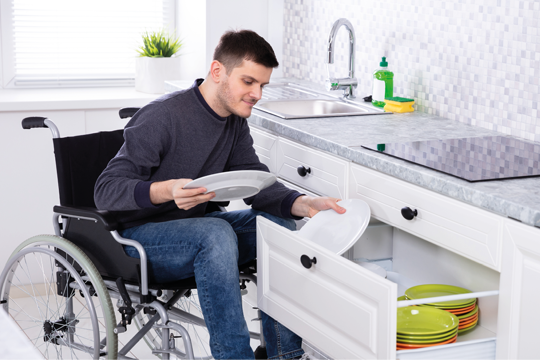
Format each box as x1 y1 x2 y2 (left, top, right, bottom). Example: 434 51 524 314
3 248 106 359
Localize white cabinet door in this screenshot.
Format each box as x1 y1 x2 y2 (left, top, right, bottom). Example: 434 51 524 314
276 138 348 199
250 126 278 174
349 163 503 271
497 220 540 359
257 216 397 360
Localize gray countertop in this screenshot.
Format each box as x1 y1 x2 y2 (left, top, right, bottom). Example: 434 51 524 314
166 79 540 229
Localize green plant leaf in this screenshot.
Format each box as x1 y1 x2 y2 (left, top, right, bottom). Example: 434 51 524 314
137 29 182 57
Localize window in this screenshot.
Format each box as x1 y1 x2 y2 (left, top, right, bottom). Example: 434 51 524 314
0 0 176 88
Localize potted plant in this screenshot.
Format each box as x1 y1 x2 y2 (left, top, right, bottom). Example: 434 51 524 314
135 29 184 94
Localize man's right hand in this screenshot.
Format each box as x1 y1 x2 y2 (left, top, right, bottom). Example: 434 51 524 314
149 179 216 210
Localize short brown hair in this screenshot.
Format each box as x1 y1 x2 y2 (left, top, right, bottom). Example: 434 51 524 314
213 30 279 73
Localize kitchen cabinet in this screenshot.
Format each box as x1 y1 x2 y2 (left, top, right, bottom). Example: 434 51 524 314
349 163 503 271
250 124 540 360
250 126 278 174
276 137 348 200
497 219 540 359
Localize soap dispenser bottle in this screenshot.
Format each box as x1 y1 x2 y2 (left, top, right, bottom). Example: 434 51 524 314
372 57 393 108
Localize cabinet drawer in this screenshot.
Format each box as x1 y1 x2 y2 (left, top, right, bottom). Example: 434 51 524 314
276 138 348 198
258 216 499 360
257 216 397 359
349 163 503 271
250 126 277 174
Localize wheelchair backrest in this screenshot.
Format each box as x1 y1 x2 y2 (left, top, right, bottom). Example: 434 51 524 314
53 130 124 208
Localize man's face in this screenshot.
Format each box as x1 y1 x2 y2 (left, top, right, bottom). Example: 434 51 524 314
216 60 272 118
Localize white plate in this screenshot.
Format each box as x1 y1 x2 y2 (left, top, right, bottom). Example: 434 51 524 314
297 199 371 255
182 170 277 202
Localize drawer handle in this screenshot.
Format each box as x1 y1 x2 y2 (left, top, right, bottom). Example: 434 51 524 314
401 207 418 220
297 165 311 177
300 255 317 269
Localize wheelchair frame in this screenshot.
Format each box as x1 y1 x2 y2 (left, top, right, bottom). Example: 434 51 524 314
0 114 265 359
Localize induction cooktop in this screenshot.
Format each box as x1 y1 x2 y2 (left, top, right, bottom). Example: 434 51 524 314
361 135 540 182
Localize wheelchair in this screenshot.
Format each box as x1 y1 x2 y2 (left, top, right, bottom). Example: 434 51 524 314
0 108 265 359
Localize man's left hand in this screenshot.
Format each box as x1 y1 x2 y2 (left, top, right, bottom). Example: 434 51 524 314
291 195 346 218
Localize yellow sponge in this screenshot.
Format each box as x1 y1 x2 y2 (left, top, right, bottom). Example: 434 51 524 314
383 97 415 113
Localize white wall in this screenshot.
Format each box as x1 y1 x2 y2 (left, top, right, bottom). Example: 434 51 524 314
176 0 284 80
282 0 540 142
176 0 207 80
0 5 4 87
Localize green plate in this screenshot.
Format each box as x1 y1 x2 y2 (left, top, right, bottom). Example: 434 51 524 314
397 306 459 336
417 299 476 309
458 323 477 335
397 329 457 344
457 304 479 319
397 295 408 301
405 284 474 307
397 327 457 340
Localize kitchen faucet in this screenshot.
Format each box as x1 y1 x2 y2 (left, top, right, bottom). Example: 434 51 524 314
325 18 358 99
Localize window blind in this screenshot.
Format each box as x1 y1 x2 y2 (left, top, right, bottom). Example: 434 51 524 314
5 0 175 87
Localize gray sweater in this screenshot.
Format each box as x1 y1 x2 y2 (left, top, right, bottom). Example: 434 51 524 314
94 80 301 229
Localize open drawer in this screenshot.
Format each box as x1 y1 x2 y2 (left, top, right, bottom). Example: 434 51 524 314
256 216 499 360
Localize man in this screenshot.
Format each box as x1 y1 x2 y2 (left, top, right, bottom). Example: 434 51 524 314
95 29 345 359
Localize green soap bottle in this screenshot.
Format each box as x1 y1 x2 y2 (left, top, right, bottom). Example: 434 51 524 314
372 57 394 108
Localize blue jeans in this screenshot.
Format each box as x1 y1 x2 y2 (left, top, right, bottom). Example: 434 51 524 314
120 209 304 359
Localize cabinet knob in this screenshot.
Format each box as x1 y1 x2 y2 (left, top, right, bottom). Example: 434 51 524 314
300 255 317 269
401 207 418 220
297 165 311 177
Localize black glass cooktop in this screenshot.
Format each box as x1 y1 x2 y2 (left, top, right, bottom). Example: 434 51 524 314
362 135 540 182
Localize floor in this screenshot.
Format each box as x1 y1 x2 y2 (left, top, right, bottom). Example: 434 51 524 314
7 281 261 359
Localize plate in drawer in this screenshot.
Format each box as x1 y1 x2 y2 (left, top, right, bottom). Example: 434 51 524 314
397 307 459 335
405 284 475 307
297 199 370 255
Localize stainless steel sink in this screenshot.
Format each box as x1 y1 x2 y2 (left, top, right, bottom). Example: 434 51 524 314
254 99 385 119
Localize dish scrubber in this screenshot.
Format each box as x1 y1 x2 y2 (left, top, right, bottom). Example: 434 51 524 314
384 96 415 113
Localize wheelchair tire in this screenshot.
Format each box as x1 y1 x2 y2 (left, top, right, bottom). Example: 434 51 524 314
0 235 118 359
134 289 212 359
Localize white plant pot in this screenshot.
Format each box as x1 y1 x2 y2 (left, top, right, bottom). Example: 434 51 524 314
135 56 185 94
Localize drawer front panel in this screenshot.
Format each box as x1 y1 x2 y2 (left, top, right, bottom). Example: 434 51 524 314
257 216 396 359
250 126 277 174
349 164 502 271
276 138 348 198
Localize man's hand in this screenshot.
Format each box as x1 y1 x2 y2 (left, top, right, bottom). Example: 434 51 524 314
291 195 346 218
150 179 215 210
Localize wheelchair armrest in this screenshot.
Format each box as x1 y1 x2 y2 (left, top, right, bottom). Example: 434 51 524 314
53 205 119 231
119 107 140 119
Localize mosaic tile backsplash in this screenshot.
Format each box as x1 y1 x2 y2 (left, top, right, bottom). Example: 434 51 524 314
282 0 540 142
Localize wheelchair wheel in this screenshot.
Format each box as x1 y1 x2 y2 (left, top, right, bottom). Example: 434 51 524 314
134 289 212 359
0 235 117 359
